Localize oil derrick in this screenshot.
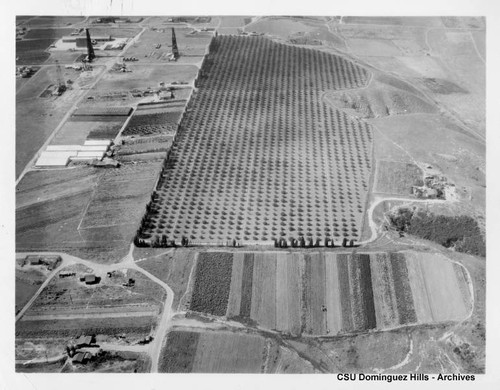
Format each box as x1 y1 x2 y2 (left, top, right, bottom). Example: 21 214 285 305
85 28 96 62
54 60 66 95
171 28 179 59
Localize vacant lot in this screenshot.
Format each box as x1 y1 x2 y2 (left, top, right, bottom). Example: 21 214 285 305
94 65 198 92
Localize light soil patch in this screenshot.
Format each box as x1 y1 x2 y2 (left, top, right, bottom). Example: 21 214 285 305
226 252 244 318
303 253 327 335
407 252 470 322
191 330 266 373
324 253 342 334
250 253 276 330
275 253 301 334
94 65 199 92
275 253 289 332
348 38 402 57
404 253 433 323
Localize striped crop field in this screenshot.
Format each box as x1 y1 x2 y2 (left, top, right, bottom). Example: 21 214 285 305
187 251 472 336
159 329 268 373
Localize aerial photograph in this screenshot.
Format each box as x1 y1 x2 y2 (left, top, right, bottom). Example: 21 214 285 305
14 15 485 375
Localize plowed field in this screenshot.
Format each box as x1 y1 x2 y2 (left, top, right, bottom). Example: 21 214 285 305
187 251 472 336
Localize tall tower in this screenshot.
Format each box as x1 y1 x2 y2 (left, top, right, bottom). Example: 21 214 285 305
171 28 179 60
85 28 96 62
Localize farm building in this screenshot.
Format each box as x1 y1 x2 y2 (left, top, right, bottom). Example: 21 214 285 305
75 335 94 348
35 154 71 167
75 36 112 47
25 255 61 269
72 352 86 364
84 139 112 146
80 274 99 285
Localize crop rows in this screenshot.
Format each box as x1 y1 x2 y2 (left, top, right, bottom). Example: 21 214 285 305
189 252 233 316
137 36 373 243
122 112 182 136
187 251 471 336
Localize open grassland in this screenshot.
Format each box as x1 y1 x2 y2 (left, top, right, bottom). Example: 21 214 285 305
186 251 472 336
15 269 46 315
123 27 212 61
374 160 423 195
159 328 267 373
137 249 196 310
324 77 438 120
94 64 198 92
138 35 373 244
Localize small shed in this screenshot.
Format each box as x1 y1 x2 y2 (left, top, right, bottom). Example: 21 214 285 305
75 335 94 348
72 352 86 364
80 274 99 285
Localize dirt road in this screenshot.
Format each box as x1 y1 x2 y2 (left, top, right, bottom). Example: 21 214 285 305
16 244 176 373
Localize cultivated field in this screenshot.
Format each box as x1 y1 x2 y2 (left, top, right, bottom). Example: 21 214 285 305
159 328 268 373
16 161 163 263
137 35 373 244
185 251 472 336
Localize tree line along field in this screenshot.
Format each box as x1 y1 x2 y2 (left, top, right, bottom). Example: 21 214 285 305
185 251 472 336
137 35 373 245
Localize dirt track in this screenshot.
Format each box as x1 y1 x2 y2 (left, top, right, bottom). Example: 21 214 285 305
16 244 176 373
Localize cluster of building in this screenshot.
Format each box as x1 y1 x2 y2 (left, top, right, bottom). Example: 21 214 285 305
24 255 61 270
412 174 456 200
35 140 113 167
